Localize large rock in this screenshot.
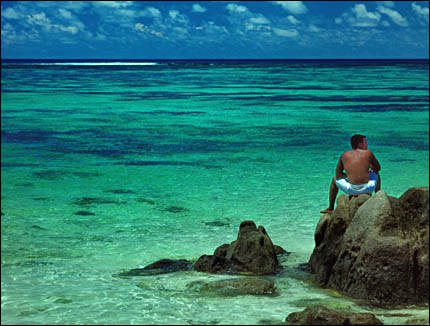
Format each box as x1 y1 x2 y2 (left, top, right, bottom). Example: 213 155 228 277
194 220 280 275
309 187 429 305
285 305 383 325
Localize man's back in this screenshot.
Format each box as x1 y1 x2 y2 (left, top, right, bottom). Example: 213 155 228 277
341 149 374 185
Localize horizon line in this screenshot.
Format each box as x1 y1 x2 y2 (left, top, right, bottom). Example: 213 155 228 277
2 58 429 61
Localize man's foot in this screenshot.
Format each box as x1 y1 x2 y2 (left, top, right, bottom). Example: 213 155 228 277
320 208 333 214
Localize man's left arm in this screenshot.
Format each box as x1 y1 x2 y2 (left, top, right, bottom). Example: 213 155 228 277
369 151 381 172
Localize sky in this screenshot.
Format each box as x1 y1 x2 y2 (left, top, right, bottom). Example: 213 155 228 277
1 1 429 59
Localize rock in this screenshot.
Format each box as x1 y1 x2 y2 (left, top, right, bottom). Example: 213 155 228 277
274 245 289 256
136 198 155 205
203 221 230 227
309 187 429 305
194 220 281 275
285 305 383 325
188 277 277 296
193 254 237 274
103 189 137 194
74 211 95 216
115 259 193 277
165 206 188 213
72 197 126 207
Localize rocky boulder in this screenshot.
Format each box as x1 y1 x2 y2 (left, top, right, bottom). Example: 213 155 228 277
309 187 429 305
285 305 383 325
194 220 281 275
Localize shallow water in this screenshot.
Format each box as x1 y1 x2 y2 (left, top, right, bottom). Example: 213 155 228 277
1 59 429 325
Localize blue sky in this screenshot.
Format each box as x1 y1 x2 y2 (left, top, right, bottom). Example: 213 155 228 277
1 1 429 59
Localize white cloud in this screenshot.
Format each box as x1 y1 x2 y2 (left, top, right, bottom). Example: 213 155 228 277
376 1 395 8
287 15 299 24
58 8 73 20
135 23 145 32
3 22 15 31
173 26 189 39
249 16 270 25
338 4 381 27
58 25 78 34
27 12 81 35
273 27 298 38
192 4 207 13
352 4 380 21
309 24 321 32
95 1 133 8
117 9 136 17
195 21 228 38
27 12 51 27
377 5 408 27
168 9 188 24
226 3 248 14
62 1 89 11
272 1 308 15
2 7 20 19
134 22 166 39
412 3 429 21
140 6 162 18
169 10 179 20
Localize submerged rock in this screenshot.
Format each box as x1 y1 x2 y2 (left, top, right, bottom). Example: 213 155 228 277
188 277 277 296
103 189 137 194
203 221 230 227
165 206 188 213
136 198 155 205
116 259 193 277
194 220 284 275
285 305 383 325
309 187 429 305
74 211 95 216
72 197 127 207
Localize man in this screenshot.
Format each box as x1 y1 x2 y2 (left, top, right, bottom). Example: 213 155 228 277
320 134 381 214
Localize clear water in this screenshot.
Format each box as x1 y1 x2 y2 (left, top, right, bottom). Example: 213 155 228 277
1 59 429 325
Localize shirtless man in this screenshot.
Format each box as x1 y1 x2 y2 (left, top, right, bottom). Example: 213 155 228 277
320 134 381 214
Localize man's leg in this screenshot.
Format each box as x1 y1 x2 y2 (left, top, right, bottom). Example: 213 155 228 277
320 176 339 214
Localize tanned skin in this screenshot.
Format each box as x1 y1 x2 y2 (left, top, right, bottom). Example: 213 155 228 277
320 137 381 214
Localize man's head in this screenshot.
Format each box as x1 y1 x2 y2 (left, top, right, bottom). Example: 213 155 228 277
350 134 367 150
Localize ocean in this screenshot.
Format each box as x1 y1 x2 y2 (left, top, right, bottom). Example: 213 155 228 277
1 59 429 325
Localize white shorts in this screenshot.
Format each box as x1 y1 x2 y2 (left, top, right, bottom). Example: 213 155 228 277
335 172 378 195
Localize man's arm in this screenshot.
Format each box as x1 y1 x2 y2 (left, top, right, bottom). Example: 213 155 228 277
335 154 346 179
369 151 381 172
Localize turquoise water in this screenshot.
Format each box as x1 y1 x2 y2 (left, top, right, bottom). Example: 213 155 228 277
1 59 429 325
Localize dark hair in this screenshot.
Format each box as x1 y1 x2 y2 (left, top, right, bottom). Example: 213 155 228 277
350 134 366 149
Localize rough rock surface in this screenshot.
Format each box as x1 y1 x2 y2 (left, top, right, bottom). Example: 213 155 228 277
188 277 277 296
309 187 429 305
116 259 193 276
285 305 383 325
194 220 281 275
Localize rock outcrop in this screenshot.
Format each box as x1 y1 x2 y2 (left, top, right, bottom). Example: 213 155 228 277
285 305 383 325
194 220 282 275
309 187 429 305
